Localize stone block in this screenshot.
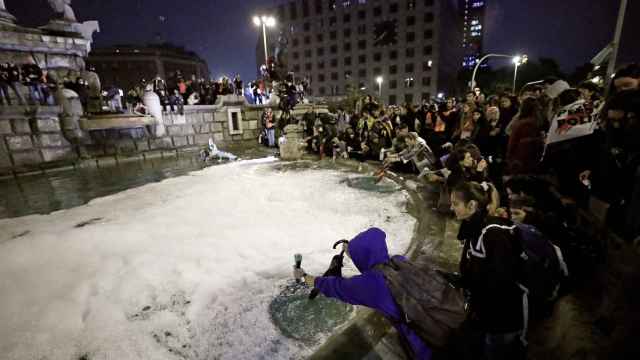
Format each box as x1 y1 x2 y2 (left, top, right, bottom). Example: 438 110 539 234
186 113 203 124
172 136 188 147
41 147 75 162
231 134 242 141
0 120 12 135
36 134 69 148
194 124 209 134
187 135 195 145
11 119 31 134
212 123 223 132
167 126 184 136
116 139 137 154
0 139 11 168
11 150 42 166
135 140 150 152
6 135 33 151
247 120 258 130
203 112 214 123
213 112 226 122
194 134 211 145
149 137 174 150
172 114 187 125
242 131 256 140
35 118 61 132
213 133 224 142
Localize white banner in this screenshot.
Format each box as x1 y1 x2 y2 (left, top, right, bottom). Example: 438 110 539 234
545 99 602 145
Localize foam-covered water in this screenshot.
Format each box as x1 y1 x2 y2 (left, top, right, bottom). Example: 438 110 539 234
0 158 415 359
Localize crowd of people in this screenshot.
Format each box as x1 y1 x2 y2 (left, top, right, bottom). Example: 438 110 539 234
287 63 640 359
0 62 57 106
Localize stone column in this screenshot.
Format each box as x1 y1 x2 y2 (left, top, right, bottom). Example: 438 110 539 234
0 1 17 26
143 89 165 137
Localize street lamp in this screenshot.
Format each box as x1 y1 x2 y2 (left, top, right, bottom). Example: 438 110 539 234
375 76 383 97
470 53 527 92
512 55 528 93
253 15 276 68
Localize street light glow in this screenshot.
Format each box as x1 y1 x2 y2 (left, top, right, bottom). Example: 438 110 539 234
513 56 522 64
376 76 383 84
437 93 444 99
252 16 261 26
265 17 276 27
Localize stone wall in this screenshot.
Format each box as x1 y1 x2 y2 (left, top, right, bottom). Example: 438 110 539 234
0 106 76 176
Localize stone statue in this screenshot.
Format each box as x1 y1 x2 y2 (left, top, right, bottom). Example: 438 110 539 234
48 0 77 23
0 1 6 10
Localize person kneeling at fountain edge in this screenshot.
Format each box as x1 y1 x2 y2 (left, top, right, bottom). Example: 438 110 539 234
200 138 237 162
293 228 433 359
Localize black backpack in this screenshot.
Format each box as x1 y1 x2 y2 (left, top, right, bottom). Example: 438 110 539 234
375 257 467 348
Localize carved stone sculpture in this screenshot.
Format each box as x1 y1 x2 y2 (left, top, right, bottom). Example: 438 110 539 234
48 0 77 23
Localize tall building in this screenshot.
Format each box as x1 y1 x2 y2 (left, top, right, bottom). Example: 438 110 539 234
259 0 462 105
460 0 486 69
88 44 210 92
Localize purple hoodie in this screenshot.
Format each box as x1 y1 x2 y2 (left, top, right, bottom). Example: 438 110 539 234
314 228 433 360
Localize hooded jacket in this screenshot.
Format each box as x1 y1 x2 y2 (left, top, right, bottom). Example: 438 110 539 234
314 228 432 360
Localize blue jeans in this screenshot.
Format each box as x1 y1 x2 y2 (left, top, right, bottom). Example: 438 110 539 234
266 128 275 147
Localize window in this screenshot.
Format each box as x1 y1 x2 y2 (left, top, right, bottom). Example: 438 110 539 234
358 68 367 77
358 40 367 50
422 77 432 86
390 79 398 89
408 0 416 10
330 31 337 40
228 108 243 135
357 24 366 34
315 0 323 14
423 60 433 71
302 0 310 17
358 54 366 64
304 49 312 57
292 52 300 59
406 48 415 58
330 45 338 54
407 16 416 26
292 38 299 47
345 57 352 65
344 70 352 79
304 36 311 44
424 0 434 6
316 47 324 56
406 32 416 42
303 22 311 31
373 67 382 76
343 13 351 22
330 16 337 26
305 63 312 71
289 2 298 19
425 12 434 23
278 5 286 21
389 50 398 60
373 53 382 62
344 28 352 37
405 63 414 73
358 10 366 19
405 94 414 104
317 33 324 42
293 64 301 72
423 46 433 56
389 2 399 13
344 42 352 51
389 94 397 105
389 65 398 74
373 6 382 16
318 74 326 82
404 78 415 88
331 72 339 80
329 0 337 11
318 61 325 69
424 29 433 39
330 58 338 67
319 86 326 95
422 92 432 101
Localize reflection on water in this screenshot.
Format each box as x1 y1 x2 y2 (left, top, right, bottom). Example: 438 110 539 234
0 156 207 219
269 282 354 345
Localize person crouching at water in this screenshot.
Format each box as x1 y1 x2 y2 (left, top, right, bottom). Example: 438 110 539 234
293 228 433 359
450 181 528 360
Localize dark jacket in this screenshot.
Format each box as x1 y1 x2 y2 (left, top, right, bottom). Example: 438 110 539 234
457 213 525 334
315 228 432 359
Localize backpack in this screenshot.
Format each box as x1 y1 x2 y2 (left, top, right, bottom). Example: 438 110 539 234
515 223 568 295
375 257 467 348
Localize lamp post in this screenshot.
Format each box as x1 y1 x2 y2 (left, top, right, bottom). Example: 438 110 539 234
375 76 383 98
604 0 628 97
253 15 276 67
470 53 527 91
512 55 528 93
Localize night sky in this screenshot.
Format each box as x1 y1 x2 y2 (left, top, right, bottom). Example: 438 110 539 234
5 0 639 82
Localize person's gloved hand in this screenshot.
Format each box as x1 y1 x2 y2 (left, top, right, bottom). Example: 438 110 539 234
293 267 306 281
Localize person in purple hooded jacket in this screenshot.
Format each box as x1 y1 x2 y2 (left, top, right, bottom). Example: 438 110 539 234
293 228 433 360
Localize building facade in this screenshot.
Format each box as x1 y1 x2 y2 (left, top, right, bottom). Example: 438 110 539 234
88 44 210 92
460 0 486 69
260 0 462 105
